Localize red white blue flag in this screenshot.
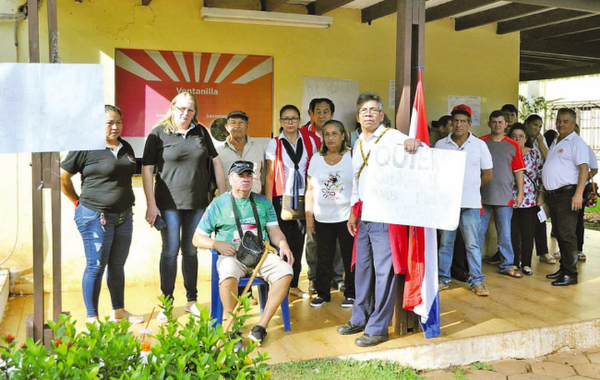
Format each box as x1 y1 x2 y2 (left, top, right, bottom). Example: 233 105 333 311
404 68 441 338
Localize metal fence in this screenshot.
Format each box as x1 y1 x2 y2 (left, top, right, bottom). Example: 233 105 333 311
548 102 600 152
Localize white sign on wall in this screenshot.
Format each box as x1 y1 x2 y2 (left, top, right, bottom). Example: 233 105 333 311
448 95 481 126
302 77 359 133
0 63 105 154
361 134 467 230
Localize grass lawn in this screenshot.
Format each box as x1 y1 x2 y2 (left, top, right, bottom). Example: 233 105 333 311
269 358 423 380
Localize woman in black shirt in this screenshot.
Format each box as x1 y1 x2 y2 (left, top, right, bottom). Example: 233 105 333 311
142 92 225 322
60 105 142 325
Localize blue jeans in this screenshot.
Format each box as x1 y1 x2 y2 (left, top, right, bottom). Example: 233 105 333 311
480 205 515 273
160 209 205 302
438 208 485 288
75 204 133 318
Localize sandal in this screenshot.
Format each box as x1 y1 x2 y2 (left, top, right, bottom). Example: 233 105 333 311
522 266 533 276
289 287 310 299
539 254 556 264
156 309 169 324
109 312 144 324
499 268 522 278
184 303 200 317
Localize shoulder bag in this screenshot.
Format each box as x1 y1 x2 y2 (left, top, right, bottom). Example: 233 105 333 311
231 193 265 268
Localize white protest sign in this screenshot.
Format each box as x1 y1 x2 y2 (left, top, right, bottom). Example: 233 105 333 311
361 134 466 230
0 63 105 154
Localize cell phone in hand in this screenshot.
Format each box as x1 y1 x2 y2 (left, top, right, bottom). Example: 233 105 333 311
154 215 167 231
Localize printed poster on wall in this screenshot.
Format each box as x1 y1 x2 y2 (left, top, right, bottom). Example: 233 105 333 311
115 49 274 141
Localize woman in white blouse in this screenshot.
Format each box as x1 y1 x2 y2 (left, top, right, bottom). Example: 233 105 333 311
305 120 355 308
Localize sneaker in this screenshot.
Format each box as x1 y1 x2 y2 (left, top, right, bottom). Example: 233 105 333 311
341 298 354 308
472 283 489 297
248 325 267 346
229 332 243 352
337 281 346 293
578 252 587 262
553 251 561 258
310 297 328 307
439 282 449 291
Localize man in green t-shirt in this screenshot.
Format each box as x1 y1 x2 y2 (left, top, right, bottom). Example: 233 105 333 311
193 160 294 346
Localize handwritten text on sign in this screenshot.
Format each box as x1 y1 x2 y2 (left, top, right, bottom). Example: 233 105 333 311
362 139 466 231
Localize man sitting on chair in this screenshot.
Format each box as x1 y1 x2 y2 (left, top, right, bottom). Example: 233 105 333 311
193 160 294 346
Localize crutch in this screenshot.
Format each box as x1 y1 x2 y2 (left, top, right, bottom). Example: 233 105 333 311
222 241 278 333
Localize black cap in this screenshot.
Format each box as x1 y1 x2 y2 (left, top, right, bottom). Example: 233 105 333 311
229 160 254 175
227 110 249 121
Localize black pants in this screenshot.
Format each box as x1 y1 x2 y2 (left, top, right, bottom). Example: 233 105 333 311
314 220 356 301
547 188 579 276
450 230 469 282
511 207 537 267
273 196 306 288
576 207 585 252
533 210 549 256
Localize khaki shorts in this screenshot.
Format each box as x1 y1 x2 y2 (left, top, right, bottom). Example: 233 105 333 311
217 252 293 285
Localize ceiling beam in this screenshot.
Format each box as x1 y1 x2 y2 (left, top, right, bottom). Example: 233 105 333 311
521 14 600 40
455 3 546 31
425 0 498 23
521 39 600 60
520 57 581 68
521 54 588 67
510 0 600 13
521 64 600 81
262 0 288 12
307 0 353 15
547 28 600 43
497 9 590 34
361 0 396 24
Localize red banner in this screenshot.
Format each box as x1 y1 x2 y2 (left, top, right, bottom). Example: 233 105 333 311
115 49 273 137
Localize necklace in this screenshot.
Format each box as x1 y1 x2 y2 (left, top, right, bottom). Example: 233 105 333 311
327 152 341 165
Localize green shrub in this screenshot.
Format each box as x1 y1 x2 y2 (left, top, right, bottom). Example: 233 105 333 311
0 295 271 379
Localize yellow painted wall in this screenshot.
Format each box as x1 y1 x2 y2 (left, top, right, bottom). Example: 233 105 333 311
0 0 519 297
424 18 520 136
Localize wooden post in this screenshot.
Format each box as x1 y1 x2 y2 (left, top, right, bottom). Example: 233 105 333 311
47 0 63 324
27 0 45 344
26 0 63 344
392 0 426 336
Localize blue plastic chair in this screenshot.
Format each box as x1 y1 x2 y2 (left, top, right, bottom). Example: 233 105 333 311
209 249 291 331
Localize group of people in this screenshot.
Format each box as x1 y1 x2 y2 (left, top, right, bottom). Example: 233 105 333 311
60 90 595 349
434 103 596 297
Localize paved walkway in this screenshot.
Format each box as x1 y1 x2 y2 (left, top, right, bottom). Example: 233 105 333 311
422 347 600 379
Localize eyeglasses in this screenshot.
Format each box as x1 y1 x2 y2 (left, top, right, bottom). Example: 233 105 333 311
511 135 527 140
358 107 381 115
281 117 300 124
174 106 195 114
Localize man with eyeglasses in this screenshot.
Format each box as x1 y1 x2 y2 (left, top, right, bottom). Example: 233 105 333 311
435 104 494 296
217 110 265 194
337 92 420 347
301 98 346 294
479 110 525 280
193 160 294 346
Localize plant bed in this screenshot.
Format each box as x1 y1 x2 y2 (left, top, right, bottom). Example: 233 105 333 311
1 296 271 379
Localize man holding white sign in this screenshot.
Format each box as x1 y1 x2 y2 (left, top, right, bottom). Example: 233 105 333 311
336 92 420 347
435 105 494 296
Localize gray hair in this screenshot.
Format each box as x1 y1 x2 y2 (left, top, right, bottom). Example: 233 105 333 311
356 92 383 113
